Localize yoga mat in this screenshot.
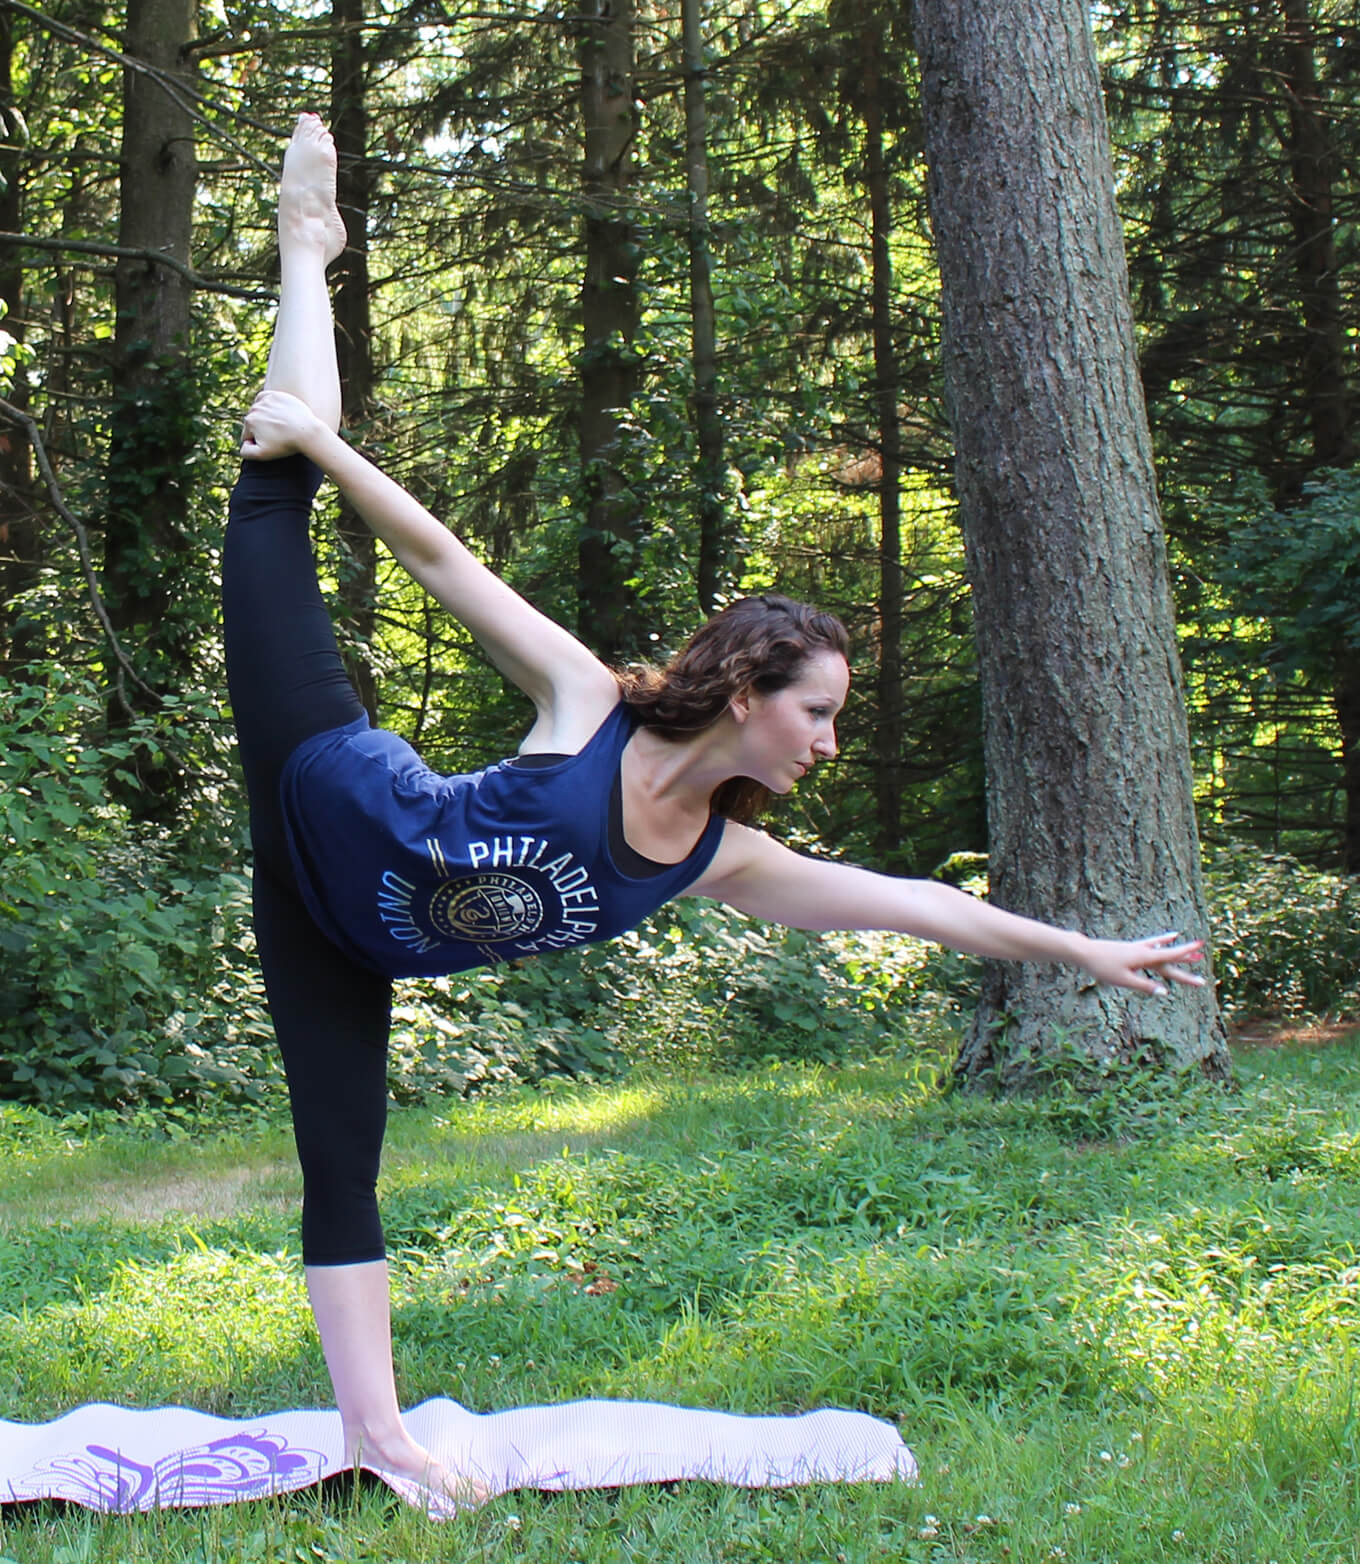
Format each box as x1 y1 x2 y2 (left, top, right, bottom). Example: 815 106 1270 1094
1 1398 918 1518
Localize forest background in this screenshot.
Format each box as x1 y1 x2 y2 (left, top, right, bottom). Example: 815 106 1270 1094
1 0 1359 1110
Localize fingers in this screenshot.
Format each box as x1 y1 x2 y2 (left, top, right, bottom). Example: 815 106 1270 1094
239 421 286 461
1133 934 1208 997
1092 932 1210 998
239 394 294 458
1142 969 1205 995
1163 964 1206 988
1143 932 1203 955
250 388 304 414
1140 936 1205 965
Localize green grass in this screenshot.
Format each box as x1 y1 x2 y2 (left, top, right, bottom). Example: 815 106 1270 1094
4 1039 1360 1562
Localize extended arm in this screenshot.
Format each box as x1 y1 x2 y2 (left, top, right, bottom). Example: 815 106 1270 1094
694 825 1205 996
240 390 618 734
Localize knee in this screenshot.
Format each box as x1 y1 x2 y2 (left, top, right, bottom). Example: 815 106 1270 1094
229 454 325 515
294 1124 385 1264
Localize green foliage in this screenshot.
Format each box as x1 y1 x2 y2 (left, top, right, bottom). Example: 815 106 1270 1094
105 356 206 521
0 677 274 1109
385 896 961 1099
1214 469 1360 680
0 670 955 1110
1206 842 1360 1020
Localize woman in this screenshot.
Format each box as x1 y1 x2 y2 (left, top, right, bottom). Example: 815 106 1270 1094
226 115 1204 1504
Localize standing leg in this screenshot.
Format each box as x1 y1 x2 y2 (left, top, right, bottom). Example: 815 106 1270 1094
227 114 484 1507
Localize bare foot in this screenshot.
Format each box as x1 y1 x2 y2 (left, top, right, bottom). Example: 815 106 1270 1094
279 113 347 267
350 1430 492 1515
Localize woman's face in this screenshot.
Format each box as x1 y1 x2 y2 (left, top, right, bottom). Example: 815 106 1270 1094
738 649 850 792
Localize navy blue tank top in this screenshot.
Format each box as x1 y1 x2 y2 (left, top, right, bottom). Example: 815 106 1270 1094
278 702 726 979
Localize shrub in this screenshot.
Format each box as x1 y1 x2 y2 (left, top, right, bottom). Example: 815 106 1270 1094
1205 842 1360 1020
383 895 965 1099
2 673 951 1109
0 677 275 1109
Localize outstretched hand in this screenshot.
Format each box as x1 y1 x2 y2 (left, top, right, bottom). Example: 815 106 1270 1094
240 389 326 462
1082 932 1206 997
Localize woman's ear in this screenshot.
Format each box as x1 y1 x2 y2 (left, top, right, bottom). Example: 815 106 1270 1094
728 687 752 724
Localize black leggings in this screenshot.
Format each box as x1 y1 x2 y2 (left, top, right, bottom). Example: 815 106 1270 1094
223 455 392 1266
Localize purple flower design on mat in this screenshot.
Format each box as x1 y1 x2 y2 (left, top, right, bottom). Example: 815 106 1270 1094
11 1431 327 1511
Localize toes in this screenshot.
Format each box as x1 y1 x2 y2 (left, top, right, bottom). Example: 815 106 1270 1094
289 113 333 152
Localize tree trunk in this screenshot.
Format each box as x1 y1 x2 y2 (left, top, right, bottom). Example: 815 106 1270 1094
683 0 726 616
1277 0 1352 481
103 0 199 819
862 18 905 862
1276 0 1358 870
912 0 1229 1087
577 0 645 661
331 0 379 721
0 2 42 676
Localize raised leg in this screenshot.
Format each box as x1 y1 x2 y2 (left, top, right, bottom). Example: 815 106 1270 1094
266 113 348 431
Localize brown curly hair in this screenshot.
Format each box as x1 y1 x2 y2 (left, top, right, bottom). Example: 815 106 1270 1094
615 594 850 823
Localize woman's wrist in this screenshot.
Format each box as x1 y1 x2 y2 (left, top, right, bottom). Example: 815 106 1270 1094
1062 928 1096 971
300 420 347 470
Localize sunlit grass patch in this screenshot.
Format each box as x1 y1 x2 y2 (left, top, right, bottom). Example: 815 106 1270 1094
1071 1207 1360 1400
2 1247 320 1417
421 1078 673 1141
386 1065 868 1173
4 1041 1360 1559
0 1108 298 1230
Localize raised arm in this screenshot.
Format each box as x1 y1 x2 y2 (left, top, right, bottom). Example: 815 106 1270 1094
692 824 1205 996
241 389 618 744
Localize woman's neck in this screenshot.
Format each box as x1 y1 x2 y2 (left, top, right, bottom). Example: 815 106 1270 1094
623 719 743 817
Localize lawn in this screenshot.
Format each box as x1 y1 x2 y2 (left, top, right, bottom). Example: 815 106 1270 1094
2 1036 1359 1562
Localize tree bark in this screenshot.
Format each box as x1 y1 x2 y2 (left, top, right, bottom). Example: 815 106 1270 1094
862 17 905 862
577 0 645 661
912 0 1229 1086
683 0 726 616
103 0 198 818
1277 0 1352 482
331 0 379 722
1276 0 1358 870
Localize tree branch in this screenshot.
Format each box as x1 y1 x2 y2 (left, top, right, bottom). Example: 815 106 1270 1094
0 231 274 300
1 0 278 175
0 395 159 717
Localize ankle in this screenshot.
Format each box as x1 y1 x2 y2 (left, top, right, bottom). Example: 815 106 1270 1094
343 1416 413 1467
278 224 336 261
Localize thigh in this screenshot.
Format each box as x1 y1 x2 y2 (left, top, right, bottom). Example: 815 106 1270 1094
222 455 367 823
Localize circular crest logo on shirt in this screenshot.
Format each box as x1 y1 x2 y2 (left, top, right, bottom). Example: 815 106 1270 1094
428 873 545 943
